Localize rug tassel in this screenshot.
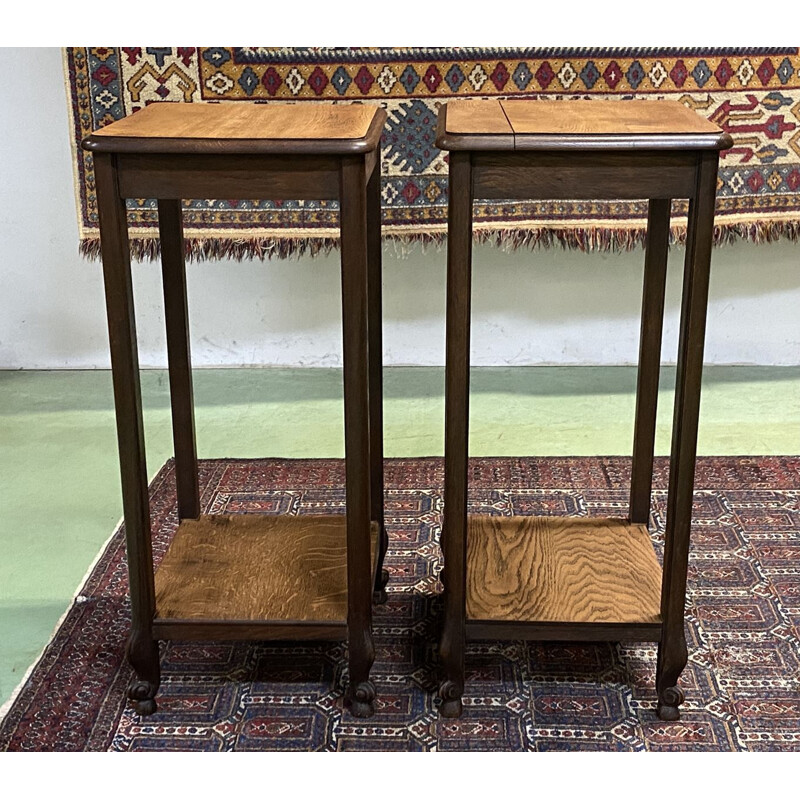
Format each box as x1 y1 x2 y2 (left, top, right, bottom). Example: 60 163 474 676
78 218 800 262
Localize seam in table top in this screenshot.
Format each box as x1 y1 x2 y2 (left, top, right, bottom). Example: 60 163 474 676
498 101 516 147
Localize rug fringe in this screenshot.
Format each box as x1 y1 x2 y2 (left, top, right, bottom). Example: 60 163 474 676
78 218 800 262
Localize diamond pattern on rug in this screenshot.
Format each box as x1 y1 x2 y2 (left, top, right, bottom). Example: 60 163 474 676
1 457 799 751
64 47 800 259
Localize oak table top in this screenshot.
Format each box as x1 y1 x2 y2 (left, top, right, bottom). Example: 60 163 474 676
83 101 386 155
438 99 732 152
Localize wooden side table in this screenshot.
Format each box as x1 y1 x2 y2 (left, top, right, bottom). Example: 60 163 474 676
82 102 389 718
435 99 732 720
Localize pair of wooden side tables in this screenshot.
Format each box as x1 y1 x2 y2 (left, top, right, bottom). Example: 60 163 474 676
83 99 731 721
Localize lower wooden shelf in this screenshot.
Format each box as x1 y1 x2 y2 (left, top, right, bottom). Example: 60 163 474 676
466 515 663 636
152 514 378 640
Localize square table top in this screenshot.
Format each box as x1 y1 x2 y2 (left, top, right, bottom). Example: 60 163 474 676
438 99 732 152
82 102 386 155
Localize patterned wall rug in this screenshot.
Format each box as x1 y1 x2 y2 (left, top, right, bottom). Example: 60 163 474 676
65 47 800 260
2 456 798 751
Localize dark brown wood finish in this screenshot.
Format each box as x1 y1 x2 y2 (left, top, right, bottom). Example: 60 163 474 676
656 151 720 721
472 152 696 200
94 152 160 716
366 151 389 605
439 150 473 719
437 100 727 722
158 199 199 520
339 155 377 718
84 105 385 720
466 621 662 642
630 198 671 524
117 154 341 201
508 133 731 150
153 620 348 641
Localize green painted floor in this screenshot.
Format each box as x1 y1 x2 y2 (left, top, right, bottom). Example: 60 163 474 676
1 366 798 710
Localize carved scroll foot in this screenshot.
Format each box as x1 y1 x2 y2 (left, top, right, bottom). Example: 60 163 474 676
128 680 158 716
656 633 688 721
126 631 160 717
657 685 685 721
438 679 463 718
347 680 376 718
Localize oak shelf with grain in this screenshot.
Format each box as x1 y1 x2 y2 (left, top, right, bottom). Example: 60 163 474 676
152 514 379 641
465 515 663 642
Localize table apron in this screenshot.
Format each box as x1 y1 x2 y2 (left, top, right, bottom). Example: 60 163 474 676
472 151 698 200
466 620 663 642
152 618 348 641
115 152 364 201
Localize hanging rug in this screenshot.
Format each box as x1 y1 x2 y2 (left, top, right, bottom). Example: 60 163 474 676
65 47 800 259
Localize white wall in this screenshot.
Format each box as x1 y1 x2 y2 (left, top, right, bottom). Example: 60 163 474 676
1 47 798 369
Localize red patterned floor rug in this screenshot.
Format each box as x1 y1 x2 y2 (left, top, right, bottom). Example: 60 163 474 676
2 456 799 751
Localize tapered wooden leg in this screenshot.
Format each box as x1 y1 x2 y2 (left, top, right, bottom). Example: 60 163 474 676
630 198 671 525
657 153 719 721
95 153 160 715
158 199 200 521
340 156 376 718
366 156 388 605
439 151 473 718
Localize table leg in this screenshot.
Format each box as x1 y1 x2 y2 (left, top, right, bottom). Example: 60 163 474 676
340 155 376 718
439 151 473 718
366 155 388 605
630 198 671 525
94 153 160 716
657 152 718 721
158 199 200 521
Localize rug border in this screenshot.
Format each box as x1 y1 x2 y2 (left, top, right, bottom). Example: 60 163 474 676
0 513 125 727
62 47 86 252
1 455 798 750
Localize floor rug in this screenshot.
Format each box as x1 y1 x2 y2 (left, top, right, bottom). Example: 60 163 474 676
65 47 800 260
1 456 799 751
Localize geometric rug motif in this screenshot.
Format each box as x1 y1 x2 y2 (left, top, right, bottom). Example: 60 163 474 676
64 47 800 260
1 456 799 751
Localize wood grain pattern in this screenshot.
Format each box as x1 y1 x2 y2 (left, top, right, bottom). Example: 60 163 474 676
92 102 378 140
84 105 387 155
437 99 731 152
501 99 721 135
436 104 514 152
154 515 378 623
466 516 662 625
445 100 512 135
